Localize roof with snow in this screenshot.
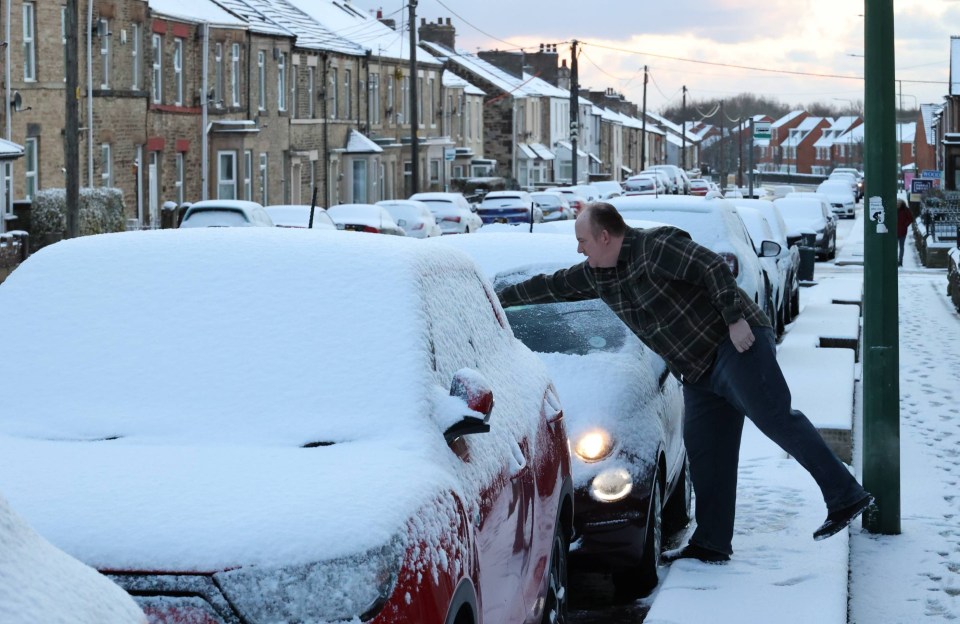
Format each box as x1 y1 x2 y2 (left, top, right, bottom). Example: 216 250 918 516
783 117 825 147
921 103 943 144
224 0 363 53
442 71 485 96
421 41 539 98
772 110 806 128
0 139 24 159
342 130 383 153
149 0 247 26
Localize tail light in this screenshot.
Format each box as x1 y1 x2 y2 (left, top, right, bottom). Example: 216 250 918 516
411 222 424 230
720 252 739 277
442 216 462 223
362 226 380 234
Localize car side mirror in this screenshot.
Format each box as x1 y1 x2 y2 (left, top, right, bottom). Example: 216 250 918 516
396 218 407 227
760 240 782 258
443 368 494 444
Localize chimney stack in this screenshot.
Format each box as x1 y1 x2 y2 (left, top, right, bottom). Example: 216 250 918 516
418 16 457 51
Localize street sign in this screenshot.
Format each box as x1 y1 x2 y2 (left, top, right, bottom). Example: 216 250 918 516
753 121 771 140
444 148 456 162
911 178 939 194
920 169 942 179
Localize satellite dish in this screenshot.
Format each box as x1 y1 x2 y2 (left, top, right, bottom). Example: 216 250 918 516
10 91 22 112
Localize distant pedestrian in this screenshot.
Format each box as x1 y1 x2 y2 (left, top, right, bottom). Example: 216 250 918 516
497 202 873 564
897 199 914 267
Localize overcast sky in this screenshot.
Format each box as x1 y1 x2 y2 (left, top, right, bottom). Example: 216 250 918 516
350 0 953 116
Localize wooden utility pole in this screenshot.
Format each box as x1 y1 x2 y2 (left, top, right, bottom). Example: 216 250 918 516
64 0 80 237
640 66 648 169
681 85 687 171
408 0 419 195
569 40 579 184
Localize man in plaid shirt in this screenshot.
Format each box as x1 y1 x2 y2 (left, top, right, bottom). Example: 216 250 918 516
498 202 872 563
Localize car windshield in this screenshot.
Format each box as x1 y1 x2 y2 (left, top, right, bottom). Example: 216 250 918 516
181 209 249 227
382 204 422 221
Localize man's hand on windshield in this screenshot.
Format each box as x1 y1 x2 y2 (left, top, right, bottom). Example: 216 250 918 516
729 318 755 353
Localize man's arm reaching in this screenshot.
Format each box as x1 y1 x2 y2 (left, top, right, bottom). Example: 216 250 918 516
497 262 599 308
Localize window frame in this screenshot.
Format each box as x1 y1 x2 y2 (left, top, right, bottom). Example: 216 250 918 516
217 151 237 199
24 138 38 200
330 68 338 119
231 43 241 107
131 23 141 90
277 52 287 112
100 143 112 187
99 19 110 89
243 150 253 200
23 3 36 81
214 42 223 107
173 38 183 106
175 152 184 205
151 34 162 103
259 153 268 205
257 51 266 111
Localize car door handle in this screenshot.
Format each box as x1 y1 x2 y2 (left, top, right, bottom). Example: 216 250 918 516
509 439 527 479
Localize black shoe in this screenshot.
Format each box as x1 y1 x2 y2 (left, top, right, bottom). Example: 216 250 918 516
662 544 730 565
813 494 874 541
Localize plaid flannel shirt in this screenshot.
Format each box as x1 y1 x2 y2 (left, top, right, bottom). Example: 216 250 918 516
497 226 770 383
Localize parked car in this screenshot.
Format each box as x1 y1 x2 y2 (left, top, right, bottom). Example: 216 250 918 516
542 187 590 216
816 180 857 219
179 200 274 228
732 204 784 333
476 190 543 225
610 195 774 313
688 178 711 196
264 204 337 230
0 228 574 624
730 198 801 325
771 185 797 200
590 180 624 200
568 183 604 203
376 199 443 238
531 191 575 221
430 232 690 599
409 192 483 234
639 168 678 194
647 164 690 194
327 203 406 235
830 168 864 200
775 196 838 260
624 174 666 196
0 491 147 624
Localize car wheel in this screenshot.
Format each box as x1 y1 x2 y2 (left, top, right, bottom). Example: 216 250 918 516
612 470 662 601
541 524 569 624
790 284 800 319
829 235 837 259
663 456 692 533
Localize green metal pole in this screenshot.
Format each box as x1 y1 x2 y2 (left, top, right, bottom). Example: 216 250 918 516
862 0 901 534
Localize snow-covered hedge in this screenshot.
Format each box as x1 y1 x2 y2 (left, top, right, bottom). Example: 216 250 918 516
31 188 126 244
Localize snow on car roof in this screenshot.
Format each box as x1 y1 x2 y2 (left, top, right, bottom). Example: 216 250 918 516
0 228 547 571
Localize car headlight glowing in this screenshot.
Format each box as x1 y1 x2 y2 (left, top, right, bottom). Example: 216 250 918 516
215 538 402 622
590 468 633 502
573 430 614 462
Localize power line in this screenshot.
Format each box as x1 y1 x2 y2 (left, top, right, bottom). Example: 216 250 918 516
580 40 944 85
430 0 525 49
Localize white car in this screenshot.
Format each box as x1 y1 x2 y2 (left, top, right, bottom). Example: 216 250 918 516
541 187 590 215
609 195 774 314
775 196 838 260
531 191 575 221
179 200 274 228
327 203 406 236
639 169 678 194
729 198 801 326
732 204 784 332
376 199 442 238
590 180 624 200
624 174 666 196
0 492 146 624
264 204 337 230
646 164 690 194
476 190 542 225
816 180 857 219
408 192 483 234
831 168 864 200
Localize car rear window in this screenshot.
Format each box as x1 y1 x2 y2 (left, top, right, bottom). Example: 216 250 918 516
181 209 249 227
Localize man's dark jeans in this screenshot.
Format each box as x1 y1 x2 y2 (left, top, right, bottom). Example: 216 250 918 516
681 326 867 555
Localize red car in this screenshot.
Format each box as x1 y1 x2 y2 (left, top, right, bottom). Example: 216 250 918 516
0 229 573 624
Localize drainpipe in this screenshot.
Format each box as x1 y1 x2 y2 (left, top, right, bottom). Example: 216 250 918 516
321 53 329 208
4 0 11 230
87 0 94 186
201 23 209 200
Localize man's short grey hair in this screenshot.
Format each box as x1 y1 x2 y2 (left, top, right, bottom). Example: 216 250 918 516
583 201 628 237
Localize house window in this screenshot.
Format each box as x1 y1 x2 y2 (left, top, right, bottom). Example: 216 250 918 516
99 19 110 88
3 164 12 217
352 160 367 203
344 69 352 120
277 52 286 111
330 68 338 119
100 144 112 187
257 51 266 111
131 24 141 90
369 72 380 125
290 63 297 119
231 43 240 107
400 75 408 125
244 150 253 200
214 43 223 107
418 77 423 127
429 77 435 127
23 3 36 81
151 34 162 103
175 152 184 205
259 153 268 205
386 75 394 126
307 66 315 118
24 138 38 200
173 38 183 106
465 97 471 140
430 159 440 184
217 151 237 199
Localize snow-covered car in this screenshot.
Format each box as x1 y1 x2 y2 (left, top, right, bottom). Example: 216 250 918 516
776 196 838 260
531 191 575 221
0 229 574 624
0 492 146 624
590 180 624 200
409 192 483 234
179 199 274 228
610 195 775 315
816 180 857 219
732 204 784 333
624 174 666 196
376 199 443 238
729 198 801 327
476 190 542 224
831 168 864 200
327 203 406 235
646 164 690 194
264 204 337 230
542 186 592 216
639 169 678 194
430 232 690 600
688 178 711 196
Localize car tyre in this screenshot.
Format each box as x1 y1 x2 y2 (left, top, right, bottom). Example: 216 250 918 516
613 470 662 601
541 523 569 624
790 284 800 319
663 456 692 533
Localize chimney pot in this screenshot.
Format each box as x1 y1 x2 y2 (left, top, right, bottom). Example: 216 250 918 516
421 17 426 25
376 8 382 18
437 17 442 23
446 17 451 25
